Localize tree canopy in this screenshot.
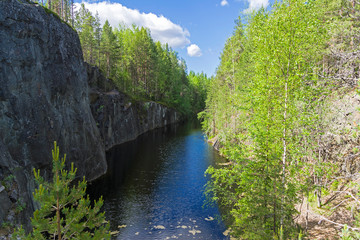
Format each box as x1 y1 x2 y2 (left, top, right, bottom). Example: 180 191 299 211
200 0 360 238
74 4 210 115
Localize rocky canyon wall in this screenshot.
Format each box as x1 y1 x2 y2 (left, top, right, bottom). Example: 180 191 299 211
0 0 180 229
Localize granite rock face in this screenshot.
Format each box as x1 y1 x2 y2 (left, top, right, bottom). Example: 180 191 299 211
90 90 181 150
0 0 180 228
86 64 181 150
0 0 106 227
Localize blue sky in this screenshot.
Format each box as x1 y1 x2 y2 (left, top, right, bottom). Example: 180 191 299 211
75 0 270 76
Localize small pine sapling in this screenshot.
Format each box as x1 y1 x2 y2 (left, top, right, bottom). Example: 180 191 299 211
13 142 110 240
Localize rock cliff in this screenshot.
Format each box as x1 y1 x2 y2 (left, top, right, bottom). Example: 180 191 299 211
87 64 180 150
0 0 180 230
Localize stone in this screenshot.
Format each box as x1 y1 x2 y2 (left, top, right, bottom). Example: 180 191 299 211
87 66 181 151
0 188 12 224
0 0 180 229
0 0 181 229
9 189 18 203
0 0 106 228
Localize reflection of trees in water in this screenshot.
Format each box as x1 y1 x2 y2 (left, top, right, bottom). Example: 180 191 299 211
89 122 227 239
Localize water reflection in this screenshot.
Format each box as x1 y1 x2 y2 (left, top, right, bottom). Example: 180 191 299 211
89 122 228 239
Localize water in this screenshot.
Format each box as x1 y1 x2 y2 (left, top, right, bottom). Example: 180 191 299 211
89 122 228 240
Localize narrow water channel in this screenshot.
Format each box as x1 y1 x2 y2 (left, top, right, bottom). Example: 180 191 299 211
89 122 228 239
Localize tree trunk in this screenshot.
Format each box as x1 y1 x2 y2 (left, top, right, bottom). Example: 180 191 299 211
316 133 322 208
56 168 62 240
71 0 74 27
280 80 288 228
106 53 110 78
61 0 63 20
57 196 61 240
306 200 309 232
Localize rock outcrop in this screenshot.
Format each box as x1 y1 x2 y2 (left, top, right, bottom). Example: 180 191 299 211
87 64 180 149
0 0 107 228
91 90 180 150
0 0 180 230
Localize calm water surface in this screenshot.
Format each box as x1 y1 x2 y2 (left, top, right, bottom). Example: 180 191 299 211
89 122 228 240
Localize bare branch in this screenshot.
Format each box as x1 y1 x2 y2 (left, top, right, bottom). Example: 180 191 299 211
308 210 360 231
335 191 360 205
331 197 351 210
318 214 360 231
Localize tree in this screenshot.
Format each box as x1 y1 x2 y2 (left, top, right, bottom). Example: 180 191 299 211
13 142 110 240
100 20 116 78
74 4 100 65
37 0 74 25
203 0 330 238
73 4 207 116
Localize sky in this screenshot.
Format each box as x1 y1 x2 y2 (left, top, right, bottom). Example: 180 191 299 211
74 0 270 77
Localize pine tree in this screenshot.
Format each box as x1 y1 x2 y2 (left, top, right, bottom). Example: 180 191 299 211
100 20 116 79
74 4 100 65
73 3 207 116
13 142 110 240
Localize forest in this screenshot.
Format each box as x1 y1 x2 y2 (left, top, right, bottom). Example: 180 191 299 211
17 0 360 238
200 0 360 238
38 0 210 115
74 3 210 115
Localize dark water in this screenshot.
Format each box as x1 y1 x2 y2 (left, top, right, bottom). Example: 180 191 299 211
89 122 228 240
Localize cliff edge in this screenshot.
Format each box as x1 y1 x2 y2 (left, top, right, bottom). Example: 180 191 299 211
0 0 180 230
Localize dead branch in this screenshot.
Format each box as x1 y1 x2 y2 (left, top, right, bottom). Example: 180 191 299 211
308 210 360 231
331 197 351 210
335 191 360 205
323 184 347 206
318 214 360 231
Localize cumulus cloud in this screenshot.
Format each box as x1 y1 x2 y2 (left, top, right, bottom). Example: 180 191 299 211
221 0 229 6
243 0 269 13
75 1 190 48
187 44 202 57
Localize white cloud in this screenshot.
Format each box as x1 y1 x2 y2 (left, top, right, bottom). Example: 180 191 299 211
221 0 229 6
75 1 190 48
243 0 269 13
187 44 202 57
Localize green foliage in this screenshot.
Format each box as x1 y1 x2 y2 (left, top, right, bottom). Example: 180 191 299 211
337 174 360 238
341 225 353 240
15 198 26 214
2 174 15 190
12 142 110 240
33 0 74 27
201 0 338 238
340 225 360 240
2 221 13 229
1 221 14 236
97 105 104 113
73 5 210 116
4 174 15 182
74 4 101 66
